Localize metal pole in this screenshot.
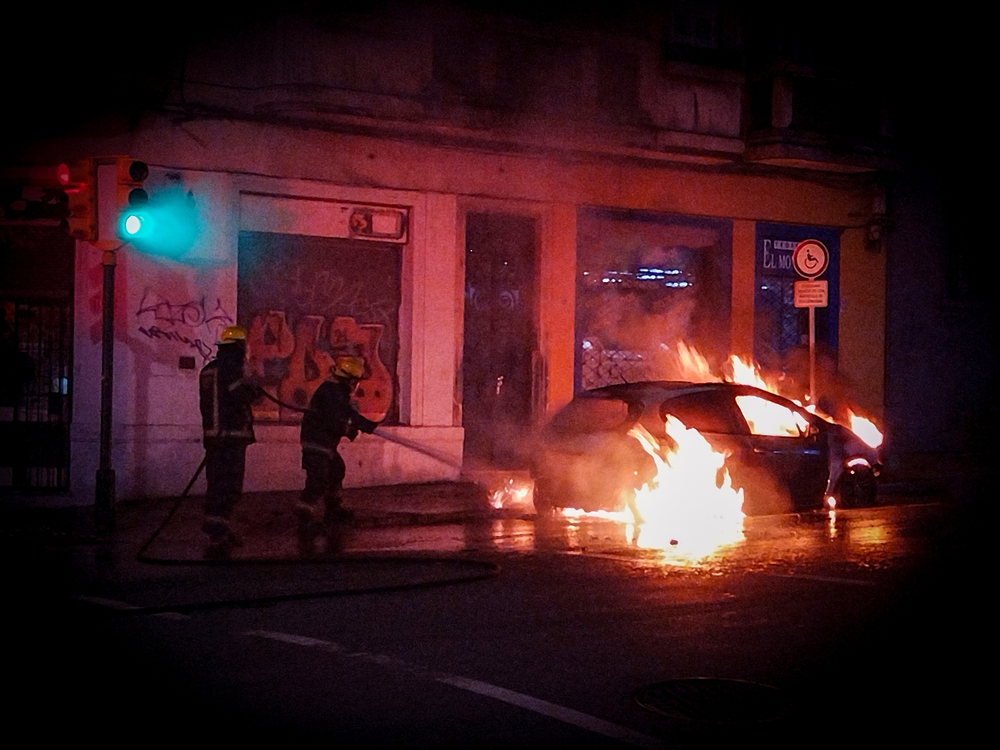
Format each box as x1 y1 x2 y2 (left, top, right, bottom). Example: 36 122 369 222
95 247 116 532
808 305 816 407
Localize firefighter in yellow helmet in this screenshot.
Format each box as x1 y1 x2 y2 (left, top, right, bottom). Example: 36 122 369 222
198 325 263 559
296 354 379 553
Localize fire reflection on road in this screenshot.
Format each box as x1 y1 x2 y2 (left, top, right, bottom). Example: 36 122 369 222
331 502 928 578
484 504 928 575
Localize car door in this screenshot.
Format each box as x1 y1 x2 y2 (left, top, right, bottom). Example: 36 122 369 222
652 387 749 486
731 391 829 512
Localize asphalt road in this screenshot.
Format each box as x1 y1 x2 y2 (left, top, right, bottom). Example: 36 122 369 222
5 494 988 748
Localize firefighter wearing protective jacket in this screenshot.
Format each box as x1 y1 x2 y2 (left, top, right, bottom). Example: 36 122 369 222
296 355 379 546
199 325 262 558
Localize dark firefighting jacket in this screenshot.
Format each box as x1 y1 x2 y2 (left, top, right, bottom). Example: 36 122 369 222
300 378 378 457
199 357 260 448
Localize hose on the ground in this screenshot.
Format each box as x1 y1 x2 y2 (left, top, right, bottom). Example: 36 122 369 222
122 392 498 613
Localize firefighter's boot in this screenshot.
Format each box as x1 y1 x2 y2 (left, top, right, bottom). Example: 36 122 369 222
295 501 323 556
202 515 242 560
324 496 354 525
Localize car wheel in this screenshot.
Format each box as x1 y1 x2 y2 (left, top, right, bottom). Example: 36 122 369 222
837 465 877 508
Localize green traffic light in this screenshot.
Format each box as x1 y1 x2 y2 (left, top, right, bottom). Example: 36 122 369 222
119 207 152 239
123 213 143 236
117 187 200 257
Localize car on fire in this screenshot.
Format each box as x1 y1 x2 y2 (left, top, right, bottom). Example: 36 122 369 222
530 381 881 517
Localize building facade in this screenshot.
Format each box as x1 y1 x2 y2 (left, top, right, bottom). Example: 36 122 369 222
3 5 900 502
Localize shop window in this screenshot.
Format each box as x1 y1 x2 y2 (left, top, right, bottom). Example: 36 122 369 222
576 209 732 391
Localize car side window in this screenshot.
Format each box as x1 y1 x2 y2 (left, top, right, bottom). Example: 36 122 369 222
547 397 631 435
735 395 815 438
658 392 743 434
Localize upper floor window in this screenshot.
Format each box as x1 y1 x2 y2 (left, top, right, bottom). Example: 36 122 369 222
667 0 719 49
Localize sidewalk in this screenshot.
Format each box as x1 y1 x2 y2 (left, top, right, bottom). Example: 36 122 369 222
141 479 508 561
0 473 526 563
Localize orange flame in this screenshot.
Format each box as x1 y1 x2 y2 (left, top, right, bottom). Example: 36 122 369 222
627 418 745 561
847 411 884 449
674 341 717 382
675 344 883 449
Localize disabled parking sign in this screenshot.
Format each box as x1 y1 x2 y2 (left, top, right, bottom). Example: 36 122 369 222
792 239 829 280
790 239 830 405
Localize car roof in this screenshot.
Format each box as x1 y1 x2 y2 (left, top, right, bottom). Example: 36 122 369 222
578 380 776 403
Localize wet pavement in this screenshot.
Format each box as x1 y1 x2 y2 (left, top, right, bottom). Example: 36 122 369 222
1 468 972 614
2 463 989 747
2 467 955 566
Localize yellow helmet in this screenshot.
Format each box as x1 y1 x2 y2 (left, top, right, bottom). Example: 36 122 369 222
218 325 247 345
333 356 365 380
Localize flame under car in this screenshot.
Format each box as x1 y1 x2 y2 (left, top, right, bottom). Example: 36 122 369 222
530 381 881 517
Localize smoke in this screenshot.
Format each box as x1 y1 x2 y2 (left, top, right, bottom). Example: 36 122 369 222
577 234 733 386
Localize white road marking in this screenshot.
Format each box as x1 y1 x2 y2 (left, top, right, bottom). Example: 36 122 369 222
244 629 670 749
244 630 335 648
763 573 877 587
438 674 669 749
72 595 139 610
70 595 191 618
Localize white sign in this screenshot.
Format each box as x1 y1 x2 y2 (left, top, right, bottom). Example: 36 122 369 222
241 194 409 243
792 239 829 279
794 280 829 308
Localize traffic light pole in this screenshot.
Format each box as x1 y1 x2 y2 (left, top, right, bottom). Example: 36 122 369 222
95 244 118 532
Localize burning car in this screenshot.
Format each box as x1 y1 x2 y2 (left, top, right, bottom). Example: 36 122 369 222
530 381 882 517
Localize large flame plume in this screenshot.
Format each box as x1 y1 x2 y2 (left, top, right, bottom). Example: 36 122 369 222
627 418 746 561
674 345 883 449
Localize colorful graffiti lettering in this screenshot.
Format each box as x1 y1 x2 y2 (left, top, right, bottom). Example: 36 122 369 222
247 311 392 423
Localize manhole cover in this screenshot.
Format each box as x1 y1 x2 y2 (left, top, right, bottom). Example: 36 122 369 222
634 678 786 725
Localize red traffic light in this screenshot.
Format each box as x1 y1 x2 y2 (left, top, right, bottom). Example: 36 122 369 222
0 163 76 187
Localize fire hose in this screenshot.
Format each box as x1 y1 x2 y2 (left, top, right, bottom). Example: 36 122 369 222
257 389 463 470
181 389 462 498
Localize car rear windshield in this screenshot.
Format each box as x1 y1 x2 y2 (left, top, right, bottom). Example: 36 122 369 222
547 397 632 435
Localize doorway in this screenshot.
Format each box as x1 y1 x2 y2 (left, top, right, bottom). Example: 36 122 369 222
461 213 537 468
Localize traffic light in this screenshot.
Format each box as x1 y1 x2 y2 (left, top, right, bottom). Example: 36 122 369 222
63 159 97 241
119 186 202 258
0 163 77 223
117 158 149 240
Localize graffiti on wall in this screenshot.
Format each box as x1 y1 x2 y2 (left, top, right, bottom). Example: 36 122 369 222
237 231 401 424
134 287 234 364
247 311 392 423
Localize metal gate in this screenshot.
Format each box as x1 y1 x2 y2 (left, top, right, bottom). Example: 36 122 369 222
1 299 72 491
